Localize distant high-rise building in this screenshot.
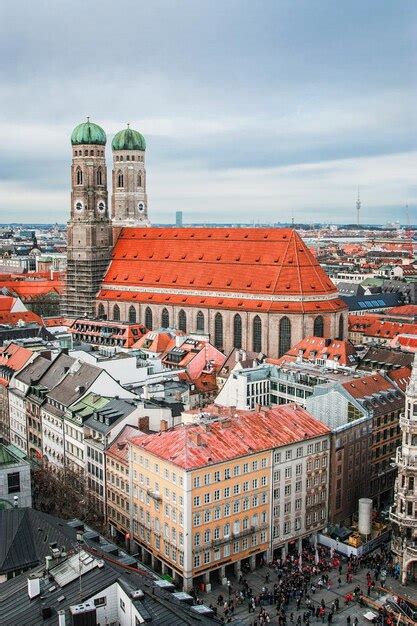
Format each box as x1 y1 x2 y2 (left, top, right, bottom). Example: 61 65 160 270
175 211 183 227
356 190 361 226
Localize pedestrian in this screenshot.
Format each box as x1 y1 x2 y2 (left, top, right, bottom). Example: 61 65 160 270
346 617 351 626
337 577 342 588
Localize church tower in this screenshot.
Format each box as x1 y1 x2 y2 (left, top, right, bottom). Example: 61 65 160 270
390 354 417 584
111 125 150 226
62 119 113 318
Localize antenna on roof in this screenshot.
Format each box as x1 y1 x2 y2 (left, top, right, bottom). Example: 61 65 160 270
86 116 90 122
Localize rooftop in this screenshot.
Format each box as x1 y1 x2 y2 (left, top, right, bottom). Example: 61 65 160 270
130 404 330 469
99 228 347 314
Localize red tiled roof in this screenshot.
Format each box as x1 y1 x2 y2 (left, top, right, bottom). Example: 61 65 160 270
272 335 357 367
386 305 417 318
342 372 399 399
99 228 346 314
391 335 417 352
130 404 330 470
348 314 417 340
107 425 143 463
0 295 17 312
0 342 33 387
1 280 62 300
386 366 412 392
132 330 178 352
43 317 74 327
0 311 43 325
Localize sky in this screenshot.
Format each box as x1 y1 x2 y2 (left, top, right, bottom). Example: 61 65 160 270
0 0 416 225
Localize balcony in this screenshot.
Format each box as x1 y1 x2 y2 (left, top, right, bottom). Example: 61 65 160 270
390 510 417 528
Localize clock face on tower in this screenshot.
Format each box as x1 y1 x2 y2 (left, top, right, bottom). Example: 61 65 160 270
97 201 106 214
138 202 144 213
75 201 83 213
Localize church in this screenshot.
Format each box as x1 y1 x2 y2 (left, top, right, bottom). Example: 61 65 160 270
63 120 347 359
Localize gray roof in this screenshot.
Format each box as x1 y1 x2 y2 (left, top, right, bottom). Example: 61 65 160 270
0 508 77 575
47 362 101 408
84 398 138 434
0 557 219 625
15 355 52 386
37 352 76 391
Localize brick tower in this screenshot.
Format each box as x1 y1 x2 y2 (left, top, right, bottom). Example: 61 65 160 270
111 124 150 226
62 119 113 318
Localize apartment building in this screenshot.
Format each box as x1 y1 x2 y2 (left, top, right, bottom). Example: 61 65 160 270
307 372 404 510
127 405 330 591
0 343 34 443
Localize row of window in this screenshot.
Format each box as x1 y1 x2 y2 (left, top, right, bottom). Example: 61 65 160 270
74 149 104 157
194 496 268 525
193 532 267 568
193 478 268 506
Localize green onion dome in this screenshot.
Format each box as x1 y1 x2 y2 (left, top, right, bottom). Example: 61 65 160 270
71 119 106 145
112 125 146 151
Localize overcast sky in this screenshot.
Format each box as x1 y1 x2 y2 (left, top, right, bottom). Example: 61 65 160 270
0 0 416 224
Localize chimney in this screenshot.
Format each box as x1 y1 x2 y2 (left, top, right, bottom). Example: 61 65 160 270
45 555 52 572
175 335 183 348
160 419 168 432
190 430 202 446
28 574 41 599
138 416 149 431
58 610 66 626
143 384 150 400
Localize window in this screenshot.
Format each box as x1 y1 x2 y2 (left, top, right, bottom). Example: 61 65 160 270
279 316 291 357
94 597 106 607
252 315 262 353
97 303 105 319
97 168 103 185
7 472 20 494
214 312 223 349
161 308 170 328
113 304 120 321
145 306 153 329
338 314 344 340
233 314 242 349
178 309 187 332
128 305 137 324
117 171 124 187
120 599 125 612
76 168 83 185
314 315 324 337
196 311 204 332
137 172 142 187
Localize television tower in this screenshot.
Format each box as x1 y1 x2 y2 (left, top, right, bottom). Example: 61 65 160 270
356 189 361 226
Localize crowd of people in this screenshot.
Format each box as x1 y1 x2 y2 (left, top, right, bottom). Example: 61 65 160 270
199 542 406 625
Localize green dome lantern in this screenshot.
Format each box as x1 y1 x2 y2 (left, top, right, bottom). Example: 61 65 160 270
71 119 106 146
112 125 146 151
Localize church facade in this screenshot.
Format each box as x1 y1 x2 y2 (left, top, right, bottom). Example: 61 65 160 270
63 120 348 358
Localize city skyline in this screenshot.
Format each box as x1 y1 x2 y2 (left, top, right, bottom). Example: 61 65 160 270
0 1 416 224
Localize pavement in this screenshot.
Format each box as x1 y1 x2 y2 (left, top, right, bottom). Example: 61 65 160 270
199 561 417 625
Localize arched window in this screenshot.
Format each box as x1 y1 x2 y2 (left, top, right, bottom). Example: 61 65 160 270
137 172 142 187
113 304 120 321
252 316 262 353
161 308 170 328
97 303 105 319
117 171 124 188
314 315 324 338
214 312 223 349
338 314 344 340
233 314 242 349
128 305 136 324
145 306 153 330
76 168 82 185
97 168 103 185
178 309 187 332
279 316 291 357
196 311 204 332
